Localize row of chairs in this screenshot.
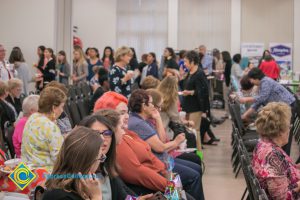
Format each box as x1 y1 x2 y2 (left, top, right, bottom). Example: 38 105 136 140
232 125 268 200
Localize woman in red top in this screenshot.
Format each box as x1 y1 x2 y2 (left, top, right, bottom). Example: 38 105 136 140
259 55 280 80
94 92 168 192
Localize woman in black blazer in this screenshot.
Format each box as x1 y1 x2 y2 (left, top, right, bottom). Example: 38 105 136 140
38 48 56 87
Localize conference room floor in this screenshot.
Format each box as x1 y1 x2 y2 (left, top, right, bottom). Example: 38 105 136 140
202 110 299 199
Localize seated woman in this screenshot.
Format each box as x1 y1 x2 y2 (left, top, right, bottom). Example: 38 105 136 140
13 95 39 158
252 102 300 199
80 110 152 200
45 81 72 135
93 92 197 199
43 127 104 200
21 86 66 172
0 147 48 196
128 89 204 200
0 81 17 134
6 78 23 115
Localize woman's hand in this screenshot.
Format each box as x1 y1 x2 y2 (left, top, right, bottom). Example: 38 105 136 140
79 173 102 200
138 194 154 200
182 90 194 96
72 76 78 81
174 133 186 145
294 180 300 192
151 109 161 119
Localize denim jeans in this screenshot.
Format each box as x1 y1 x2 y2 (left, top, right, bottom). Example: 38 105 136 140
173 158 205 200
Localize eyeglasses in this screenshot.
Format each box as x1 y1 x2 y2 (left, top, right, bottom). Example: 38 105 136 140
154 105 162 111
98 130 113 137
95 154 107 163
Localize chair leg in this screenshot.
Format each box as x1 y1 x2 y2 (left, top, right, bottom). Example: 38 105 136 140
241 187 247 200
235 165 241 178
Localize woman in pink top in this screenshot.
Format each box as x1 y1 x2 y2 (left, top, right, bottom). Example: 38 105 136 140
252 102 300 199
13 95 39 158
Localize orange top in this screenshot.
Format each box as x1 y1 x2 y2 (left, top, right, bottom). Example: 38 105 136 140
116 130 168 191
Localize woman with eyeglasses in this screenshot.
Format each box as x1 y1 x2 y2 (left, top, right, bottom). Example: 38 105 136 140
43 126 104 200
80 110 153 200
94 91 203 199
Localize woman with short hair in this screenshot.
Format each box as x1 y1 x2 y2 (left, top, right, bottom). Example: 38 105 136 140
109 46 134 98
6 78 23 115
13 95 39 158
0 80 17 133
252 102 300 199
21 86 66 172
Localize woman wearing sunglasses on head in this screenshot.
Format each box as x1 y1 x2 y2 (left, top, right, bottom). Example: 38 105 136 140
79 112 153 200
43 127 104 200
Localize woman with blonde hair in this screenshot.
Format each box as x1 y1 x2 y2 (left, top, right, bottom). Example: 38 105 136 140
6 78 23 115
109 46 134 98
72 47 88 85
252 102 300 199
157 76 194 140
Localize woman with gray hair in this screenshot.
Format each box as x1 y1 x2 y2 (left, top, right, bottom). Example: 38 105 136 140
12 95 39 158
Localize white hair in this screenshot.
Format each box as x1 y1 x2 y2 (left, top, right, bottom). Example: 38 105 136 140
22 95 39 116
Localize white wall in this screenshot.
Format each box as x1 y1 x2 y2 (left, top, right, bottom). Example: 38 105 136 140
241 0 293 47
0 0 56 68
72 0 117 53
294 0 300 72
178 0 231 51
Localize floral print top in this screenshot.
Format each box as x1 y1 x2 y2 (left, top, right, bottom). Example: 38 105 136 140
109 65 132 99
21 113 64 172
252 139 300 200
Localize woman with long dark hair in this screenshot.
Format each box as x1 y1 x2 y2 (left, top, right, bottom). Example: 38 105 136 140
163 47 179 77
8 47 31 94
56 50 70 85
87 47 102 81
101 46 114 70
38 48 56 88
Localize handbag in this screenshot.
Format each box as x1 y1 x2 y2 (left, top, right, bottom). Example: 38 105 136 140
168 121 196 148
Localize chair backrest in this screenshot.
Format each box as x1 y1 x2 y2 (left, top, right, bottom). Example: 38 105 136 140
232 103 245 134
68 100 82 126
79 82 92 97
77 97 89 120
4 121 15 158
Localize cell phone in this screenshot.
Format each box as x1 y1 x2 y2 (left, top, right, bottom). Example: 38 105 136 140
147 192 167 200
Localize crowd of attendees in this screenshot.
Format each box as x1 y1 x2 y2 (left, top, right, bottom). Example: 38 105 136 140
0 41 299 200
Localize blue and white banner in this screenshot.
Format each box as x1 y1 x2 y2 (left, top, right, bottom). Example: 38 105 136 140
269 43 293 79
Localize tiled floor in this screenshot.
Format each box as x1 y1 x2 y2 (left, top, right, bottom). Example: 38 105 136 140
202 111 246 200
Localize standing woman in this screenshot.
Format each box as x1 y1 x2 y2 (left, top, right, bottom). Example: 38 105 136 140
101 46 114 70
182 51 210 151
146 52 159 79
56 50 70 85
38 48 56 87
222 51 232 115
87 47 102 81
163 47 179 77
8 47 31 95
72 47 88 85
109 46 134 99
34 45 46 90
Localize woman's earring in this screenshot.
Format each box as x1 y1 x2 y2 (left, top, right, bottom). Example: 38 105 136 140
51 112 56 120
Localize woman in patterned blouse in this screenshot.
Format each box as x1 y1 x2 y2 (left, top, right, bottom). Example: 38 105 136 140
21 86 66 172
109 46 134 99
252 102 300 199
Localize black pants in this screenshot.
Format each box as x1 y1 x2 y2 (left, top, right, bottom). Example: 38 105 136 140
282 101 298 156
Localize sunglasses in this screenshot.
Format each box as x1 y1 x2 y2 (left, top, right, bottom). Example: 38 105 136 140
98 130 113 137
95 154 107 163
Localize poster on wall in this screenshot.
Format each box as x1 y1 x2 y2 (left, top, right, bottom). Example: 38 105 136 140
241 43 265 67
269 43 293 79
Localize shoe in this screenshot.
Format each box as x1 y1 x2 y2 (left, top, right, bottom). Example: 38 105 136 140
203 139 218 145
212 138 221 142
